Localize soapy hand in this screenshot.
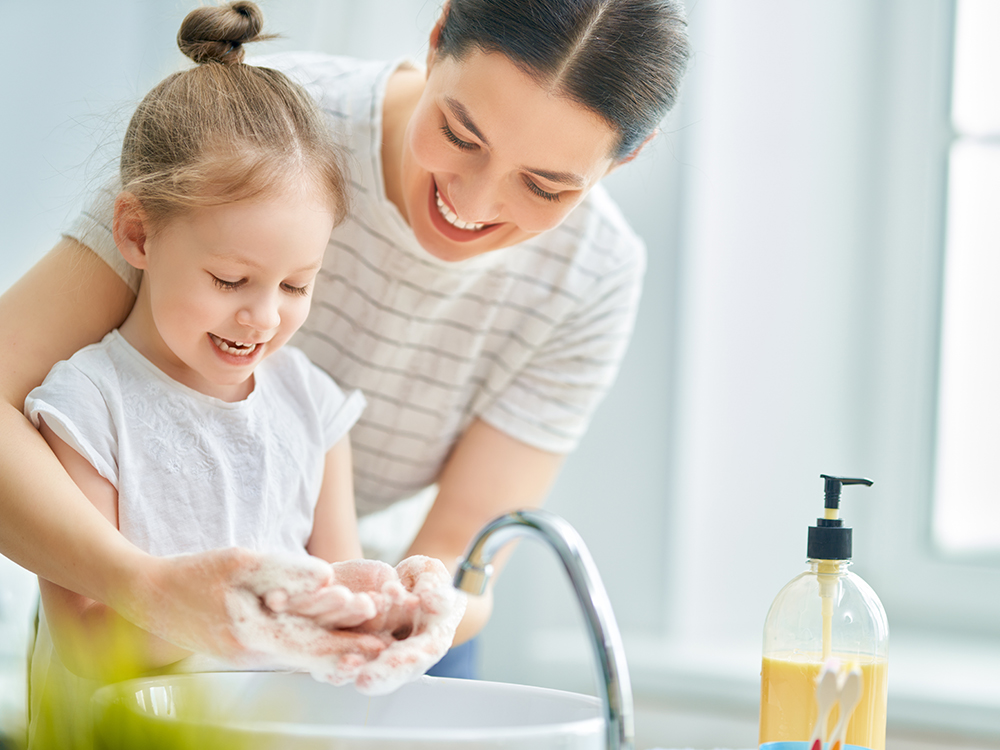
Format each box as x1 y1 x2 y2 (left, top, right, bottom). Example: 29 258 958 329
123 547 374 663
224 552 389 671
118 548 463 690
273 556 468 695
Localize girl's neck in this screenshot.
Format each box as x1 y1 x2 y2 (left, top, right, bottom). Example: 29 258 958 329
381 65 425 220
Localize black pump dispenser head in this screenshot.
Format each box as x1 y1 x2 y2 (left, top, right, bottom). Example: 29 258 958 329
807 474 873 560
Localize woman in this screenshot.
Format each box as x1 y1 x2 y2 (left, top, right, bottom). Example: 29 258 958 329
0 0 689 679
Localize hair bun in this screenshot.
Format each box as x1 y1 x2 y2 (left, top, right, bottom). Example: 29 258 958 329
177 1 272 66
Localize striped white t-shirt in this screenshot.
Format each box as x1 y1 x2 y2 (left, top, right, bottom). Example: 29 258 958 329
68 54 646 518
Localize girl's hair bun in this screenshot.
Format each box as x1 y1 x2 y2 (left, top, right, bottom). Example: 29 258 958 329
177 1 274 66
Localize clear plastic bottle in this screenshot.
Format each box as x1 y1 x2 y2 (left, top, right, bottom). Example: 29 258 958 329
758 476 889 750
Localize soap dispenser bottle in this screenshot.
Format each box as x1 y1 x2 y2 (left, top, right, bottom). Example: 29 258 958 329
758 475 889 750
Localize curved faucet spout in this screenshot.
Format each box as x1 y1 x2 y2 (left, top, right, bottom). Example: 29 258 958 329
454 509 634 750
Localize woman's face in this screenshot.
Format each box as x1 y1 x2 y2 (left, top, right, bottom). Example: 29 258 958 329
398 48 620 262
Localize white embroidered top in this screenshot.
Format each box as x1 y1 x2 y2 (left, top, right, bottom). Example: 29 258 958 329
24 331 366 557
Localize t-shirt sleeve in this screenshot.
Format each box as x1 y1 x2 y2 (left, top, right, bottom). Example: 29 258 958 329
64 180 142 294
479 235 646 455
290 348 367 451
23 359 120 489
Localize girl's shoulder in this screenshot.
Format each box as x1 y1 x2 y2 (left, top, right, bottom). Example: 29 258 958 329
256 346 366 443
257 346 345 405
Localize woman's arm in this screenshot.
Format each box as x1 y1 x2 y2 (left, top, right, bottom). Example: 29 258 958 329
0 238 140 603
306 436 364 562
35 417 191 679
404 418 564 645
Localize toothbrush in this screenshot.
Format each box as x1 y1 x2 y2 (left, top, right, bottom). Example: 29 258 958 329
808 658 841 750
829 666 863 750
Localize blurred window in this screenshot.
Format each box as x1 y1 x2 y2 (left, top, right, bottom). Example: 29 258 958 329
932 0 1000 556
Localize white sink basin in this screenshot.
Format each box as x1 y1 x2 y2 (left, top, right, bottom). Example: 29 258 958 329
92 671 604 749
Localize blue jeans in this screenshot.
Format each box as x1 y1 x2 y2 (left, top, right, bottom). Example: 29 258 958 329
424 638 479 679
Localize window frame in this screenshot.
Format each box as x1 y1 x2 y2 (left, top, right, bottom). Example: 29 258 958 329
864 0 1000 635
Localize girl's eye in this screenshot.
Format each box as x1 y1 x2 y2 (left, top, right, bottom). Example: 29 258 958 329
212 275 245 290
282 283 310 297
524 178 561 202
440 124 476 151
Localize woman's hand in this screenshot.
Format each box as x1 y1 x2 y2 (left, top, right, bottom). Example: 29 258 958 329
120 548 383 667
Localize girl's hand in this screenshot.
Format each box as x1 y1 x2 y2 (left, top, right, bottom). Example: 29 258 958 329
352 555 468 695
273 556 467 694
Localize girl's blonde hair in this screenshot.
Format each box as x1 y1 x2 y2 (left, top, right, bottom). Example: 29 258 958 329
121 1 347 228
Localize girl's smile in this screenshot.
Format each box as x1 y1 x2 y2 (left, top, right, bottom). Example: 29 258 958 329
117 186 335 401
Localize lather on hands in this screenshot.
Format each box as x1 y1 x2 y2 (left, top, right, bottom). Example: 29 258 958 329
229 554 467 695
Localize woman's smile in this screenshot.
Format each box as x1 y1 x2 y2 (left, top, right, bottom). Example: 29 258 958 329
392 48 618 262
426 180 504 244
434 186 485 231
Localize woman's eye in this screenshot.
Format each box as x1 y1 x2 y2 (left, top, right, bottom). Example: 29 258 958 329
212 275 245 290
524 178 561 202
440 124 476 151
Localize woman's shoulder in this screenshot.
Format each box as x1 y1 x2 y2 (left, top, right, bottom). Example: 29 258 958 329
41 332 122 385
520 185 646 288
249 52 399 112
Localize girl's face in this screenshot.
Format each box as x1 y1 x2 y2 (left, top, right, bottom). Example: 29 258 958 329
398 48 620 262
124 187 335 401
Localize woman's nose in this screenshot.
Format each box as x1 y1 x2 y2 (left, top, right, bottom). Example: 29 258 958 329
451 172 502 224
236 291 281 333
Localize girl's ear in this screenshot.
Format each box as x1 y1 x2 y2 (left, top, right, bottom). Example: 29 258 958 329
113 193 150 270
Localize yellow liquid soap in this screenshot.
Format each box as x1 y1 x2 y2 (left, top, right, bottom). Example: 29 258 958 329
759 653 888 750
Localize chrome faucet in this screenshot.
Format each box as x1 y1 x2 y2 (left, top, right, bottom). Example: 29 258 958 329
454 509 634 750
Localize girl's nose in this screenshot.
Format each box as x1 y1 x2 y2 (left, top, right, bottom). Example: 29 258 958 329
236 292 280 333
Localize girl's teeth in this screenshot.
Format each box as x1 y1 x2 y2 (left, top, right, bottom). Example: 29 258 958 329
435 190 485 231
211 334 257 356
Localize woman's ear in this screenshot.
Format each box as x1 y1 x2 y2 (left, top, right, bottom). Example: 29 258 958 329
113 193 150 270
611 129 658 173
426 1 450 70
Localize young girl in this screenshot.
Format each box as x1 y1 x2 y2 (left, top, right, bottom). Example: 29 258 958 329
21 4 463 748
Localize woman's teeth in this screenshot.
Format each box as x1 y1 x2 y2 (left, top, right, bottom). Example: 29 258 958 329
210 334 257 356
436 190 485 231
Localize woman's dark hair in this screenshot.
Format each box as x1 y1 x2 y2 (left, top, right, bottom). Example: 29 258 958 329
436 0 689 160
120 1 348 228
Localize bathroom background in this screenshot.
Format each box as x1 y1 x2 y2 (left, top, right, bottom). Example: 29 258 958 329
1 1 999 749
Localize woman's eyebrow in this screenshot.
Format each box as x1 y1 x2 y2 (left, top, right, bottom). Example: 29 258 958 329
444 96 586 188
445 97 491 146
523 167 586 188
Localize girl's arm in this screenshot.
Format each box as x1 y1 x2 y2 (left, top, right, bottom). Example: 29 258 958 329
403 418 565 645
306 436 363 563
36 417 191 679
0 239 343 664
